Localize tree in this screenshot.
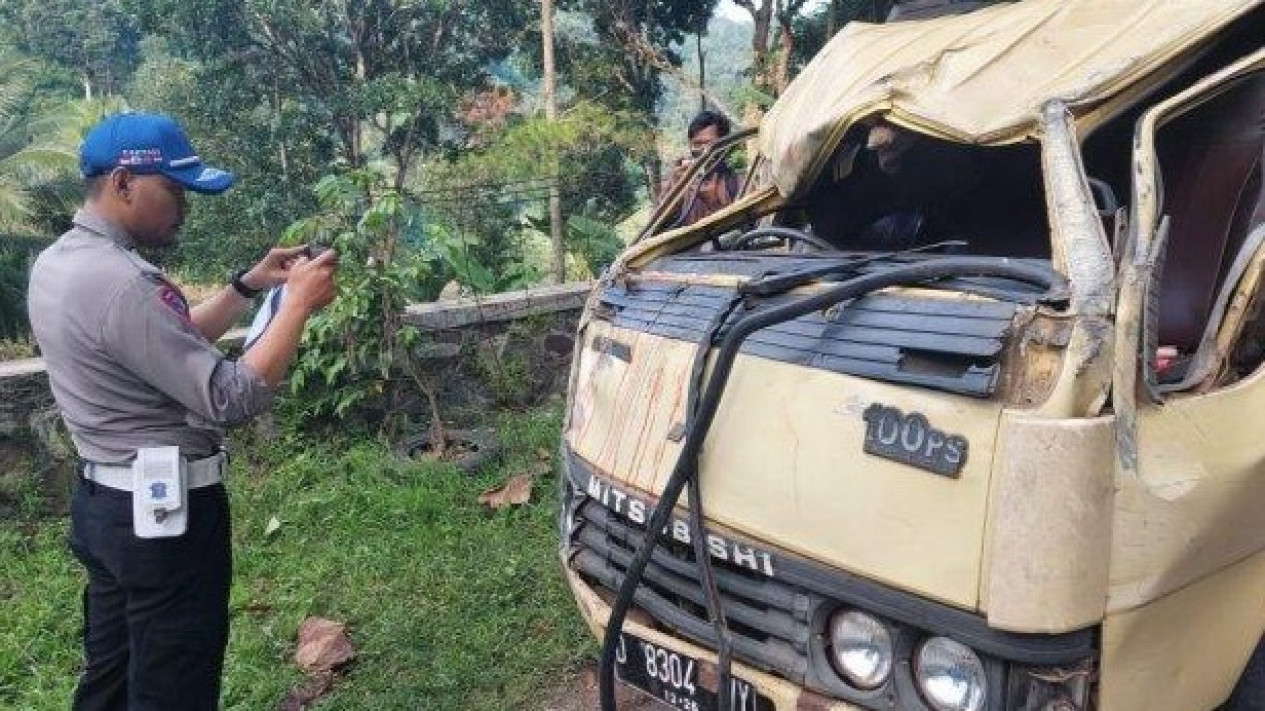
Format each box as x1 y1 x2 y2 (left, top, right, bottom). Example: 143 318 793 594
420 101 642 286
0 0 141 99
126 0 536 185
0 51 44 235
658 15 751 147
124 36 334 281
792 0 895 71
731 0 812 99
555 0 718 194
0 49 121 338
541 0 566 282
0 51 105 240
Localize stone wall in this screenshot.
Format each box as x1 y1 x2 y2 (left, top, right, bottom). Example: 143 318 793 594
0 360 68 515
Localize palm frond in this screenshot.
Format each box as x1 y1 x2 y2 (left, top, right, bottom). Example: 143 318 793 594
0 175 35 233
27 96 129 151
0 145 79 182
0 53 37 120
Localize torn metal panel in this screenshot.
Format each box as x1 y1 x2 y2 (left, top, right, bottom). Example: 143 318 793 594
1113 47 1265 505
1030 103 1116 419
1108 373 1265 613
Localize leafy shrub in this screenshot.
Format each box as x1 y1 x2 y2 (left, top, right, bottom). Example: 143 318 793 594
283 171 434 426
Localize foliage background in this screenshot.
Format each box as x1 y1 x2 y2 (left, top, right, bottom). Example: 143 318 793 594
0 0 907 341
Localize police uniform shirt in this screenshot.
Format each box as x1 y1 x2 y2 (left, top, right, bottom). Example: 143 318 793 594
28 208 273 464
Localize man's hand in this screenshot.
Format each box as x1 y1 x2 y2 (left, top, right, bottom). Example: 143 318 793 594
283 249 339 316
668 156 693 187
240 245 311 292
241 249 339 387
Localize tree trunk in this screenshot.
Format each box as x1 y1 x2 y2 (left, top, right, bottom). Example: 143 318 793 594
774 22 794 94
541 0 566 283
353 48 367 166
751 4 774 95
696 33 707 112
272 78 289 180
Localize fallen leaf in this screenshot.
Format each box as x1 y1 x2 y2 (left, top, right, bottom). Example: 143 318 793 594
265 516 282 538
294 617 356 674
535 447 552 461
478 474 534 510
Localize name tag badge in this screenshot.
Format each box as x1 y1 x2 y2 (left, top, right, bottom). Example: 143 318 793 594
132 446 188 538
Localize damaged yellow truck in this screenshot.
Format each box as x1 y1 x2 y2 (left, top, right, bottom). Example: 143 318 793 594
559 2 1265 709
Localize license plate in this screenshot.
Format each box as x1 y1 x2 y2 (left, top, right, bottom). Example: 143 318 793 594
614 632 774 711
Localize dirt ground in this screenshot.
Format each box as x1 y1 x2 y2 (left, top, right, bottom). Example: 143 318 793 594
541 662 670 711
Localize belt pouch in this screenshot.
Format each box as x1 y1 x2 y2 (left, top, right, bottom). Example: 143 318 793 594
132 446 188 538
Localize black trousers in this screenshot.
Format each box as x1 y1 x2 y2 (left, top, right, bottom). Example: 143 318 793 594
68 478 232 711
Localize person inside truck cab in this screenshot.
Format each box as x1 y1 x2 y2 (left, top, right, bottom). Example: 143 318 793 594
806 120 981 251
661 110 742 228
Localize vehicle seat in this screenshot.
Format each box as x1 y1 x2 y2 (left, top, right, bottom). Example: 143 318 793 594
1156 74 1265 351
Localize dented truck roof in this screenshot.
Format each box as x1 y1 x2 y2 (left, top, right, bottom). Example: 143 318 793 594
759 0 1264 198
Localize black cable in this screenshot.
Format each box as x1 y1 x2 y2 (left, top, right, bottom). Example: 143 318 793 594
597 256 1063 710
727 225 837 252
682 293 746 711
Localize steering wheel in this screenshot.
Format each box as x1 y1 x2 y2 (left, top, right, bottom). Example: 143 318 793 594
725 226 835 252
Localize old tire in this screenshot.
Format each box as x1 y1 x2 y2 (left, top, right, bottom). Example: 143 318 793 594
394 428 501 474
1227 638 1265 711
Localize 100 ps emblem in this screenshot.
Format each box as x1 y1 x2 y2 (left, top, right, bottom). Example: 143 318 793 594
862 404 968 478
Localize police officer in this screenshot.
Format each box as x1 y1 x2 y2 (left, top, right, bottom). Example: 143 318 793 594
26 112 338 710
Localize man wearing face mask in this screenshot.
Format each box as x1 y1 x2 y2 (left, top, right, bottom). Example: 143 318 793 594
27 112 338 710
661 109 741 228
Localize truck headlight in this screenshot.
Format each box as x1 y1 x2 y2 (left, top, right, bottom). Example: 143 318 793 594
828 610 893 689
916 637 987 711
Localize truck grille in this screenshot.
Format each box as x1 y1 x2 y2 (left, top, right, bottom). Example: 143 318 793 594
563 452 1098 705
568 496 815 683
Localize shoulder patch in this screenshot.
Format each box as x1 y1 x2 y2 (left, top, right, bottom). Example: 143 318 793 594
155 282 193 324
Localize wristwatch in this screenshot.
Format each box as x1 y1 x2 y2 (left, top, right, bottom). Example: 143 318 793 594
231 269 263 299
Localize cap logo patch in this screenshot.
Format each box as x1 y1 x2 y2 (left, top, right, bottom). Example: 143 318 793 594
118 148 164 166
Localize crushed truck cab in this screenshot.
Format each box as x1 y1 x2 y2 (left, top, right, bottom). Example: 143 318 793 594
559 1 1265 709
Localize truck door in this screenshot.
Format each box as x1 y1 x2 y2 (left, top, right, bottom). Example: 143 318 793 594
1104 47 1265 711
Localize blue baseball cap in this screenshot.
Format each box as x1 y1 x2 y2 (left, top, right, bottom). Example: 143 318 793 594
80 113 235 195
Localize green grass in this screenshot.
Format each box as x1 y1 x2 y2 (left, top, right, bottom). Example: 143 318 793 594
0 405 595 710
